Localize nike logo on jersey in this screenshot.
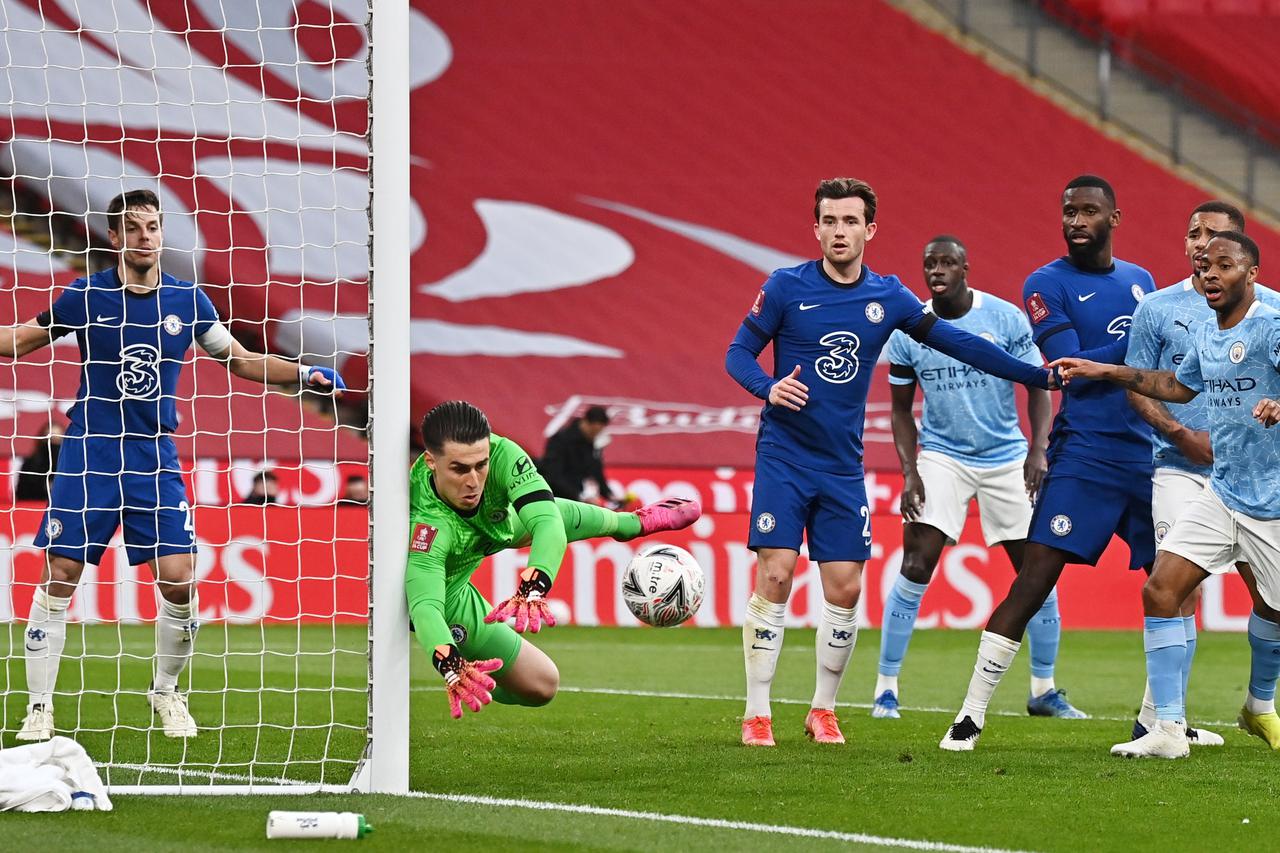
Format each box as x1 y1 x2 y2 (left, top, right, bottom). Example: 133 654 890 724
798 303 821 311
95 314 119 322
1076 293 1096 302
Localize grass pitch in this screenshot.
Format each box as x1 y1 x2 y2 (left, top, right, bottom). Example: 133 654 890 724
3 624 1278 851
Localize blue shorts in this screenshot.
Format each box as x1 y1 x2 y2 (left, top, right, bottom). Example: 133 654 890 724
748 452 871 562
34 432 196 566
1028 455 1154 569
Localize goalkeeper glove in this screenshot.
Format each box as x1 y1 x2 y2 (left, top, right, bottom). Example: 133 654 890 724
298 364 347 396
484 567 556 633
432 644 502 719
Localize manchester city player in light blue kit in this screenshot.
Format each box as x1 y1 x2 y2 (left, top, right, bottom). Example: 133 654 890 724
874 235 1081 720
1057 231 1280 758
1123 201 1280 747
941 175 1157 751
7 189 345 742
725 178 1055 747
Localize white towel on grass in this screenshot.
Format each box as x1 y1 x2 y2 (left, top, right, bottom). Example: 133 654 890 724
0 736 113 812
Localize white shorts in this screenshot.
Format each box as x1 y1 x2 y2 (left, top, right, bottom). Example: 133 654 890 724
913 450 1033 546
1159 485 1280 610
1152 467 1209 546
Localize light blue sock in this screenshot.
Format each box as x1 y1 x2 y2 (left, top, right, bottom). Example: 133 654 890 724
1247 612 1280 703
1181 615 1197 711
1144 616 1187 722
1028 588 1061 680
878 575 929 678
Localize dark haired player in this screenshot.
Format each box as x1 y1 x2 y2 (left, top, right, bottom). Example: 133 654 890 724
407 400 700 718
940 175 1158 750
1055 231 1280 757
13 189 346 741
725 178 1055 747
1122 201 1280 746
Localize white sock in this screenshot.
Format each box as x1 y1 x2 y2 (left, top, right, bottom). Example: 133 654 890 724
743 593 786 719
874 673 899 699
154 595 199 693
1030 675 1056 697
25 587 71 710
812 602 857 710
1138 681 1158 729
957 631 1021 729
1246 691 1277 716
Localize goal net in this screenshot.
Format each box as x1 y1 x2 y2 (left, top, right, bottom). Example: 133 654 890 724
0 0 409 794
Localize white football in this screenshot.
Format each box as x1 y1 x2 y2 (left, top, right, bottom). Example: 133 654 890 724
622 543 705 628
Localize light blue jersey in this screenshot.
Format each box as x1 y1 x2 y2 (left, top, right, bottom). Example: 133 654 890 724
1127 277 1280 475
887 290 1042 468
1175 300 1280 519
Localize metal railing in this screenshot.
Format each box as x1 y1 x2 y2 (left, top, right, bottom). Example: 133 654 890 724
925 0 1279 219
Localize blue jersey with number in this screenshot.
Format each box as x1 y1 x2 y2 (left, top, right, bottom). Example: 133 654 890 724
49 268 222 438
1126 277 1280 475
887 290 1041 468
1022 257 1156 462
734 261 934 474
1175 301 1280 519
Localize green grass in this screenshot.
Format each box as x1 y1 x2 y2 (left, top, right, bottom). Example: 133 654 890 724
3 625 1278 851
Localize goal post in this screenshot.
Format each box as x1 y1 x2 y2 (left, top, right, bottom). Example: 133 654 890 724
0 0 410 796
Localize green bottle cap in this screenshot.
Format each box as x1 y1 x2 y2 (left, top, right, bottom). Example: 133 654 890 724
357 814 374 839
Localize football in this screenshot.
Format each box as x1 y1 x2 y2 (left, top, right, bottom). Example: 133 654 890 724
621 543 705 627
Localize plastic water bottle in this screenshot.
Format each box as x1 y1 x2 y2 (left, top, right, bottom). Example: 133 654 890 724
266 811 373 840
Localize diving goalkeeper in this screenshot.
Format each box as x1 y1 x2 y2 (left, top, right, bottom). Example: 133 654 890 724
409 401 701 717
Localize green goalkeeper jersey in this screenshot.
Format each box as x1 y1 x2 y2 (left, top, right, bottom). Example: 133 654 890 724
405 433 559 649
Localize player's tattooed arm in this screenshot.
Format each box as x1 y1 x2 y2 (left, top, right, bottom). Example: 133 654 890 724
1051 358 1197 403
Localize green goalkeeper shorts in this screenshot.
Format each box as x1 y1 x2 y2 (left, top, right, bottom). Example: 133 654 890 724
444 582 523 673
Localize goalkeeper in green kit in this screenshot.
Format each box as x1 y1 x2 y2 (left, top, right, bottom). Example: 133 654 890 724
408 401 701 718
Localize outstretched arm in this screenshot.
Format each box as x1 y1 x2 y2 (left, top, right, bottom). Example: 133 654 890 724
915 316 1053 389
1052 358 1197 403
209 338 345 395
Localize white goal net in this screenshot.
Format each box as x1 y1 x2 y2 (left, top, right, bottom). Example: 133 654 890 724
0 0 409 794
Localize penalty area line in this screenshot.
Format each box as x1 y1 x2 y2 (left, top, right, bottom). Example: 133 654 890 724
409 790 1036 853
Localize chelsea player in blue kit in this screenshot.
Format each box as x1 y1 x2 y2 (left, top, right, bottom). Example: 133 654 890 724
941 175 1157 751
873 236 1082 720
1058 231 1280 758
725 178 1054 747
9 190 345 741
1122 201 1280 747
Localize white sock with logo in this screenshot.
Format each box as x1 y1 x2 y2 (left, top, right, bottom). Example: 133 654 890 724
26 587 71 710
813 602 858 711
154 595 199 693
956 631 1021 729
743 593 786 719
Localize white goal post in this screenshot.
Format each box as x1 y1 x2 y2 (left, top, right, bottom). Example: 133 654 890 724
0 0 410 795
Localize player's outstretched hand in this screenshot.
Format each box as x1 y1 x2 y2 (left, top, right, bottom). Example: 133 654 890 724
299 364 347 397
1255 398 1280 428
485 567 556 633
768 365 809 412
432 644 502 719
1023 446 1048 501
1048 357 1105 385
900 469 926 521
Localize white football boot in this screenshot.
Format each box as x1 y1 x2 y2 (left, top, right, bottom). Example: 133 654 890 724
1110 719 1189 759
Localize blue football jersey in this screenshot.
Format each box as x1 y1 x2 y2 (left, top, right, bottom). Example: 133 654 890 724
49 268 222 438
887 290 1041 468
1175 300 1280 520
1023 257 1156 462
1126 277 1280 475
736 261 933 473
